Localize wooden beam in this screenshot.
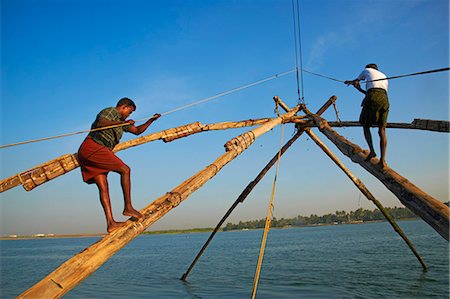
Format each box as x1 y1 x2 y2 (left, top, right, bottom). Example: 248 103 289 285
273 95 291 112
295 119 450 132
0 117 276 193
303 107 449 241
17 106 300 299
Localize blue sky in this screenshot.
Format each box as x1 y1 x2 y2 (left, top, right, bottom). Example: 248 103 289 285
1 0 448 235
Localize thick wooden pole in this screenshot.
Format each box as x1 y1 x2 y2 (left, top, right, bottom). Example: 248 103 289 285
295 119 449 132
305 128 428 271
180 96 337 281
303 108 449 241
0 118 276 193
18 106 300 299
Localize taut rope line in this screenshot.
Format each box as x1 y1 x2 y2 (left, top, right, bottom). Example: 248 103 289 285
291 0 305 104
0 69 296 149
251 122 286 299
301 67 449 83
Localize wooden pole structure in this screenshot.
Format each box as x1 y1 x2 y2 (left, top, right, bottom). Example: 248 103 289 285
17 106 300 299
0 117 277 193
1 117 446 193
305 128 428 271
180 96 337 282
302 107 449 241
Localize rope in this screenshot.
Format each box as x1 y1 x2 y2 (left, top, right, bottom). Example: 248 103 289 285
301 67 449 84
291 0 305 104
251 122 285 299
364 67 450 83
0 69 296 149
295 0 305 103
332 102 342 125
301 69 345 83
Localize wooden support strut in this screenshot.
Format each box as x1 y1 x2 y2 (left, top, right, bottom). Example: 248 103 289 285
305 128 428 271
180 96 337 282
302 107 449 241
17 105 300 299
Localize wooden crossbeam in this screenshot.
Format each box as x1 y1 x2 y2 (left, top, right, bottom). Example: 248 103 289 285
0 117 277 193
295 119 450 132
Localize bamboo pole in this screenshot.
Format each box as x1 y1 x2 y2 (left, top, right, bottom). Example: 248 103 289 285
303 107 449 241
305 128 428 271
17 106 300 299
295 119 450 132
0 118 276 193
180 96 337 281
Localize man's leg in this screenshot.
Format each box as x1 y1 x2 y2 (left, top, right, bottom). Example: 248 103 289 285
378 126 387 168
115 165 143 219
93 174 124 233
363 126 376 161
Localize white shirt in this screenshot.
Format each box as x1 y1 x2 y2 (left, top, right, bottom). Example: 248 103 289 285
357 68 388 91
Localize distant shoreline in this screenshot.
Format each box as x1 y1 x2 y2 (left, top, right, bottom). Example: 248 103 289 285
0 219 419 240
0 233 105 241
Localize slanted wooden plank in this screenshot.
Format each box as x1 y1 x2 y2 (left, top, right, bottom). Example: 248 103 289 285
303 107 449 241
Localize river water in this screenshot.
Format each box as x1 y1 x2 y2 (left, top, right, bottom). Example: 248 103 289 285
1 220 448 298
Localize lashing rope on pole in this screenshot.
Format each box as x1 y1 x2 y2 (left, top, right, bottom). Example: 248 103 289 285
0 69 296 149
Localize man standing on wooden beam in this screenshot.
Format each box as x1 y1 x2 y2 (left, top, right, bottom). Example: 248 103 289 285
345 63 389 168
77 98 161 233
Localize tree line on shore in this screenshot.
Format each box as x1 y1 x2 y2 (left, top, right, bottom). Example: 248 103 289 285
222 206 427 231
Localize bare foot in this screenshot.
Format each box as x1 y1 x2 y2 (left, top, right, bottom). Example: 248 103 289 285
123 208 143 219
107 221 125 233
379 160 386 169
364 152 376 162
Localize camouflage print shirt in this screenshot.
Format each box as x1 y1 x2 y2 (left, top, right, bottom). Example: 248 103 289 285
88 107 131 149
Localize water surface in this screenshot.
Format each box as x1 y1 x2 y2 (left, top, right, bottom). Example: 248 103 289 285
1 220 448 298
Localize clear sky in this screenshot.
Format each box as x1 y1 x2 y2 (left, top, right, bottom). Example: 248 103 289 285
1 0 448 235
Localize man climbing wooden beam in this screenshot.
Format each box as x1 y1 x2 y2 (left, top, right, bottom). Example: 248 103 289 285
18 105 300 299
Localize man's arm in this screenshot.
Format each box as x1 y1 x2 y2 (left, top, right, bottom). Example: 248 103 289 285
127 113 161 135
344 79 367 95
353 81 367 95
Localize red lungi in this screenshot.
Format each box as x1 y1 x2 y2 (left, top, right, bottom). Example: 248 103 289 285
77 137 126 184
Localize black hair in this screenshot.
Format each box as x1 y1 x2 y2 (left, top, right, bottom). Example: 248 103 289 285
365 63 379 70
117 97 136 109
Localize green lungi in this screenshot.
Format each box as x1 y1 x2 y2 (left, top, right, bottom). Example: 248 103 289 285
359 88 389 127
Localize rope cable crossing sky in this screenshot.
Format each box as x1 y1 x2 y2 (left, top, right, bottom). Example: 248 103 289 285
291 0 305 104
1 66 447 150
0 69 296 149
